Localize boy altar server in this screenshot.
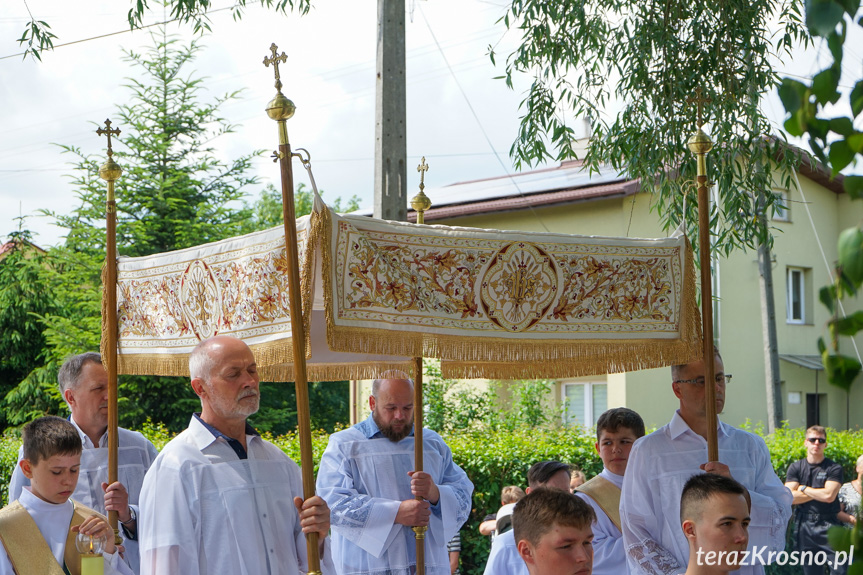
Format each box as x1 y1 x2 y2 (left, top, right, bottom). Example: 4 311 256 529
513 488 596 575
0 416 133 575
679 473 752 575
575 407 645 575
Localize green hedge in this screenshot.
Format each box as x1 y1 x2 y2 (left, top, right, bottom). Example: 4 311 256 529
1 423 861 575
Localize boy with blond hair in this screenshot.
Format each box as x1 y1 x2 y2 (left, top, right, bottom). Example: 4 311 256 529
0 416 132 575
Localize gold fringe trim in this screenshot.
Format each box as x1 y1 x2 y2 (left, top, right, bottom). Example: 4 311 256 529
117 339 299 377
259 360 416 383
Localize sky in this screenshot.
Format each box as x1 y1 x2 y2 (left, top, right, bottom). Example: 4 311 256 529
1 0 860 248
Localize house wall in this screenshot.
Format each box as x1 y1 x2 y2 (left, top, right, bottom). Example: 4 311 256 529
432 173 863 431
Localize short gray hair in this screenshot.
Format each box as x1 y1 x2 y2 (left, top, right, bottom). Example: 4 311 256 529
671 347 724 382
371 370 413 397
189 339 216 381
58 352 103 397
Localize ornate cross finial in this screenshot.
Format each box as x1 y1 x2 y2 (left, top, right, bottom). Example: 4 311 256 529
687 87 712 129
417 157 429 192
96 119 121 157
263 43 288 92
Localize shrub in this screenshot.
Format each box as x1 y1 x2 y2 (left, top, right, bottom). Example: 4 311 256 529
0 422 860 575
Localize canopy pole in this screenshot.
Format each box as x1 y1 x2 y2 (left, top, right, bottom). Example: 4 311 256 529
263 44 321 574
686 93 718 461
97 119 123 545
410 158 432 575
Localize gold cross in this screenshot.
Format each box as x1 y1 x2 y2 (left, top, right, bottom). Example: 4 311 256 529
96 119 121 157
417 157 429 191
263 43 288 92
687 87 712 129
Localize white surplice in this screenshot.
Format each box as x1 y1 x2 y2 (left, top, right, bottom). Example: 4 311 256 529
138 416 333 575
0 487 133 575
8 417 158 574
316 415 474 575
620 411 792 575
575 468 627 575
482 528 524 575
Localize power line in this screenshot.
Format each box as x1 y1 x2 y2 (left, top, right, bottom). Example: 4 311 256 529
418 3 551 232
0 5 237 61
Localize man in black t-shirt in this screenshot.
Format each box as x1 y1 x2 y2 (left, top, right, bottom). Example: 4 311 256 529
785 425 844 575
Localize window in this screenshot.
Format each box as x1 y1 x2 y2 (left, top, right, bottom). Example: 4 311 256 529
786 267 807 323
773 189 790 222
562 382 607 426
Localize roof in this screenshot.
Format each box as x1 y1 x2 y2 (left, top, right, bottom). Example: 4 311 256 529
0 239 46 263
778 354 824 371
354 162 639 222
350 141 845 222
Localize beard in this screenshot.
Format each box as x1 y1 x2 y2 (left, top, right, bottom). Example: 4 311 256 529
208 385 260 419
372 409 413 442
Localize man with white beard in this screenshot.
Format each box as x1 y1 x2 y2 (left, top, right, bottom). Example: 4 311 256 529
138 335 334 574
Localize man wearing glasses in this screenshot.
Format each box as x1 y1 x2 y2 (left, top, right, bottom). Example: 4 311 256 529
784 426 844 575
621 351 792 575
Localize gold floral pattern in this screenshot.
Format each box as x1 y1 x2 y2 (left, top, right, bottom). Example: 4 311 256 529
331 214 686 337
116 224 310 352
480 241 559 332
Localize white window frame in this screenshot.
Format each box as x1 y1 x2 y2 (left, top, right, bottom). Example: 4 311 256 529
561 381 607 426
773 189 791 222
786 267 806 324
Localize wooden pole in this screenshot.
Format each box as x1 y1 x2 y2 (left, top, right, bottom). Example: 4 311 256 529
687 124 718 461
412 357 427 575
263 45 320 574
97 119 122 544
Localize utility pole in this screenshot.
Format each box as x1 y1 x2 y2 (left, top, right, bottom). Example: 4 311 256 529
374 0 407 221
757 209 783 432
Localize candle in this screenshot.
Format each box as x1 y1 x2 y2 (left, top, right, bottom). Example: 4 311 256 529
81 554 104 575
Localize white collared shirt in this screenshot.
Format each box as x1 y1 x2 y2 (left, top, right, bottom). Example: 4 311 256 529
138 415 334 575
620 410 792 575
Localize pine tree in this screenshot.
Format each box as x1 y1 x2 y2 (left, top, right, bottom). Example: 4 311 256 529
5 30 261 430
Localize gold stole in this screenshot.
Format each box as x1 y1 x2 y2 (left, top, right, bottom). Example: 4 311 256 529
576 475 622 532
0 499 103 575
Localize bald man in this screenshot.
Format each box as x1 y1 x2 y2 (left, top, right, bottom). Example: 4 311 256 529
138 336 334 575
316 375 474 575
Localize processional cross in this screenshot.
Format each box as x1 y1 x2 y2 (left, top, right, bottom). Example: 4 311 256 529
263 43 288 92
96 119 121 157
417 157 429 193
687 86 712 129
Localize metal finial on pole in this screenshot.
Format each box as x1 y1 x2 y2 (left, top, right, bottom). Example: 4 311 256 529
686 95 719 463
262 43 321 575
411 157 432 225
97 118 122 545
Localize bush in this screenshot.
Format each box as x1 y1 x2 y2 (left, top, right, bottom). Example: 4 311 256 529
0 423 860 575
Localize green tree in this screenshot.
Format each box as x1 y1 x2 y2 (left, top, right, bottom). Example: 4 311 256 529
777 1 862 568
18 0 311 61
5 30 262 431
0 227 55 428
495 0 810 254
778 0 863 423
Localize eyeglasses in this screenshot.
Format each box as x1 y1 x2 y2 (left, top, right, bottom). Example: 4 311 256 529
806 437 827 444
673 374 733 386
